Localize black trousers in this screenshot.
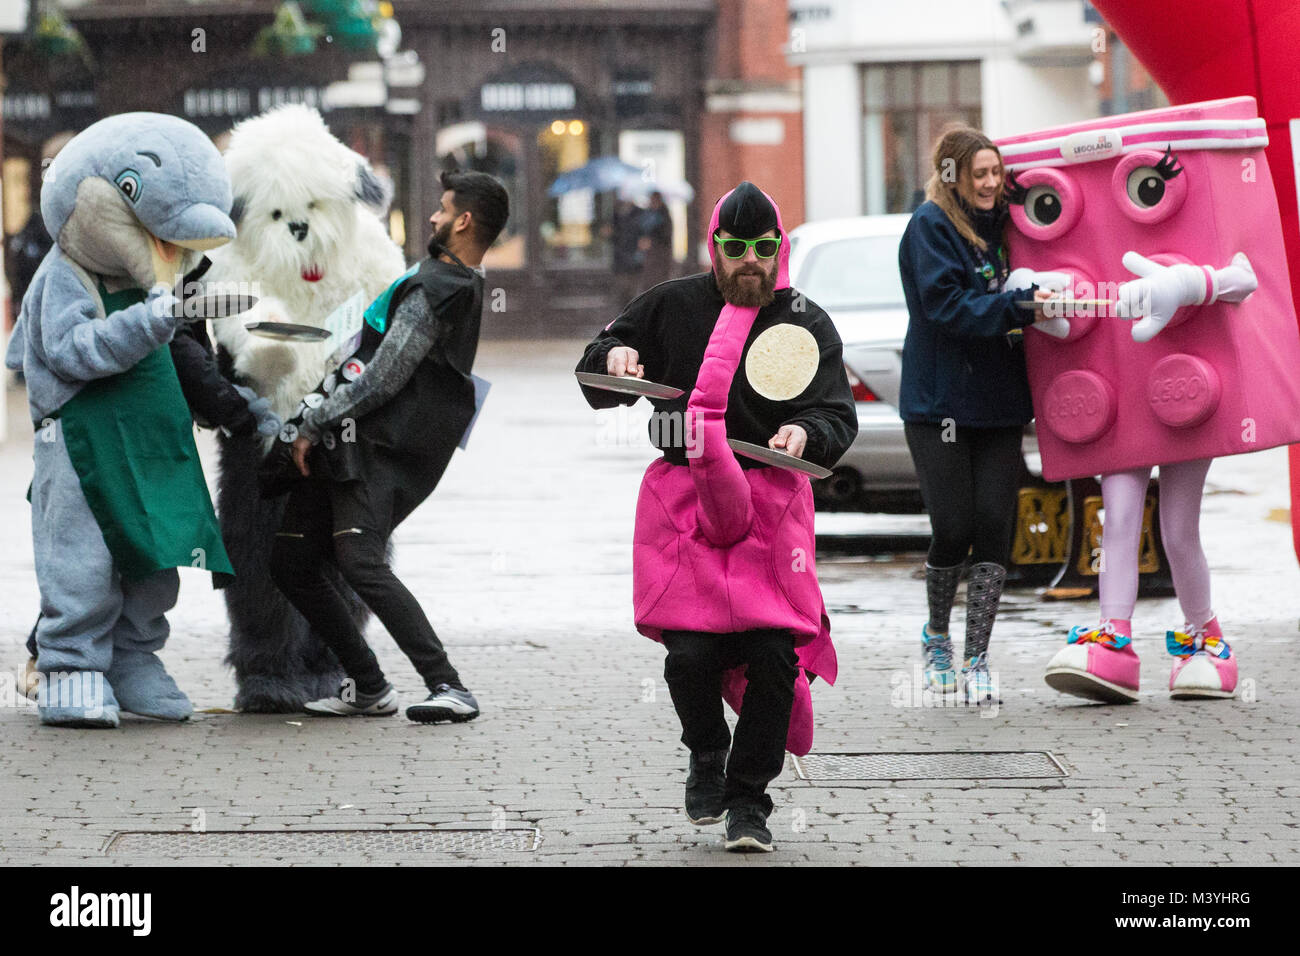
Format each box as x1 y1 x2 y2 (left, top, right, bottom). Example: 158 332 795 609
661 629 798 816
904 421 1024 567
269 480 460 695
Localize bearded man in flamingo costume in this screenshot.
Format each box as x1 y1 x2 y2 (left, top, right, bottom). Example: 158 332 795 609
577 182 857 852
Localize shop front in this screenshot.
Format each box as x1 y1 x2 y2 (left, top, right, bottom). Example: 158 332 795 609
2 5 403 302
398 2 713 337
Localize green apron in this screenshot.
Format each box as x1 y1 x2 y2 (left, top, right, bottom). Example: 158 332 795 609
55 281 234 583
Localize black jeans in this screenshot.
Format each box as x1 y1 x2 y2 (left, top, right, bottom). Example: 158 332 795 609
904 421 1024 567
661 629 798 816
269 480 460 696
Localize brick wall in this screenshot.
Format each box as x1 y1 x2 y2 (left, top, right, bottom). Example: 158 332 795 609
699 0 805 263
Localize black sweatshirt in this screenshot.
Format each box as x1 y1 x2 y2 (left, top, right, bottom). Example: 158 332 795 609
576 272 858 469
170 319 256 435
172 256 258 435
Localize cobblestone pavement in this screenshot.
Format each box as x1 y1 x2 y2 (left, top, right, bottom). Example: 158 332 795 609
2 341 1297 866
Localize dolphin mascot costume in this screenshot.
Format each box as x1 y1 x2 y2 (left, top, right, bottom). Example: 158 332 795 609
6 112 236 728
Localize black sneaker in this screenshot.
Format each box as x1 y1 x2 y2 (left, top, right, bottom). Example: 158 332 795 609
406 683 480 723
724 804 774 853
684 749 728 825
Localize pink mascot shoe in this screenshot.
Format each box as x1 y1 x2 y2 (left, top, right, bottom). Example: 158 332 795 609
1045 619 1140 703
1167 617 1237 699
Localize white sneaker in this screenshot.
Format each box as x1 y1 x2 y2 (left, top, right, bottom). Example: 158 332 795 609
303 684 399 717
960 653 1000 707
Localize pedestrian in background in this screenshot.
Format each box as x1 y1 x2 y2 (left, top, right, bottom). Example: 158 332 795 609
638 190 674 289
897 125 1054 706
606 198 645 305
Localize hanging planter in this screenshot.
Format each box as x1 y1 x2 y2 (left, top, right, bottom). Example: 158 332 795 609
33 0 92 65
253 1 326 57
304 0 382 52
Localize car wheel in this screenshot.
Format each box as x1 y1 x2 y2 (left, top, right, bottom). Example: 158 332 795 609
814 467 863 511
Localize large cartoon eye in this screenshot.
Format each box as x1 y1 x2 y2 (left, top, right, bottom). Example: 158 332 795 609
115 169 142 203
1126 167 1167 208
1024 185 1063 226
1111 147 1187 224
1006 167 1082 241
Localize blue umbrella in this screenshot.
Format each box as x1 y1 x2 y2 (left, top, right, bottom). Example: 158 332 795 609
618 176 695 203
547 157 644 196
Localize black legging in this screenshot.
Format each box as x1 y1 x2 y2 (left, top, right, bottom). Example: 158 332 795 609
904 421 1023 567
269 480 461 696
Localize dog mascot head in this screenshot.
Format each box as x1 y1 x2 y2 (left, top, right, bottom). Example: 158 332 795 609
224 104 390 288
206 104 407 418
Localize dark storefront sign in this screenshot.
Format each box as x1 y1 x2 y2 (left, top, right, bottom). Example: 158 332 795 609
181 84 333 121
480 81 576 113
2 89 98 138
471 63 590 124
613 72 654 118
3 92 52 122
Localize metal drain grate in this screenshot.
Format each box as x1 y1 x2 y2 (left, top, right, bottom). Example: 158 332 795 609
104 828 539 856
792 751 1067 781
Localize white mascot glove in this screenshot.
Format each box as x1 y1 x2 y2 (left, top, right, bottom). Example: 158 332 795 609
1211 251 1258 304
1116 251 1256 343
1006 268 1072 340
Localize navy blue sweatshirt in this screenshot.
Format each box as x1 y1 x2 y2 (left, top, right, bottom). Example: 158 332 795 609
898 199 1035 427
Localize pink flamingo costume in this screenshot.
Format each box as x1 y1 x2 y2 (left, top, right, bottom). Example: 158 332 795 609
633 193 838 755
577 182 856 832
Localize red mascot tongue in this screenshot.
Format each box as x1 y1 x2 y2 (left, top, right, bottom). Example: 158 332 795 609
302 265 324 282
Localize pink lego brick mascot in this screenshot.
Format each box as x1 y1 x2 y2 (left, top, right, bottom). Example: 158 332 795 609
576 182 856 851
996 96 1300 703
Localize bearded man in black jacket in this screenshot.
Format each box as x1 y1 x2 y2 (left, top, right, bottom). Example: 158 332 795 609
265 171 508 724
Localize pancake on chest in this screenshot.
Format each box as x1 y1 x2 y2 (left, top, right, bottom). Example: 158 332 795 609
743 321 820 401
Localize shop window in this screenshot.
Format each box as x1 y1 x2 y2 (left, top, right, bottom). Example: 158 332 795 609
3 156 32 237
537 118 606 269
618 129 688 265
439 122 526 269
862 62 983 215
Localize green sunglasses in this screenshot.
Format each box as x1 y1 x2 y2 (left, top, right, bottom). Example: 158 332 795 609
713 234 781 259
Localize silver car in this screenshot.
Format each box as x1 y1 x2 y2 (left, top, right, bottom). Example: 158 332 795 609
789 214 1038 513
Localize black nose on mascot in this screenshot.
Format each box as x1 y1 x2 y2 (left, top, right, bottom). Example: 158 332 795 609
288 220 309 241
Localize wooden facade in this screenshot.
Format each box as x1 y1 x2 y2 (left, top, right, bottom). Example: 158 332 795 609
3 0 718 338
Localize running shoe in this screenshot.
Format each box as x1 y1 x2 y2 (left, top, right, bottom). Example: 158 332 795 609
960 652 1000 706
921 624 957 694
406 683 480 723
303 683 399 717
724 805 774 853
684 749 728 825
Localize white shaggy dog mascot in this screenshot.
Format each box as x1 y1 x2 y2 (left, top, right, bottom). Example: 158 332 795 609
205 104 406 711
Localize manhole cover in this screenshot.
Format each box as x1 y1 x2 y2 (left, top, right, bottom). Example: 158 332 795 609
792 751 1067 781
104 828 539 856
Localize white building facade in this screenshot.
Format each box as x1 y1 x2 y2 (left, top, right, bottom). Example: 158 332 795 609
790 0 1103 222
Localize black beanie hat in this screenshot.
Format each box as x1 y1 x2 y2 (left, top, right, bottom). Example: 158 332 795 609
716 181 778 239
